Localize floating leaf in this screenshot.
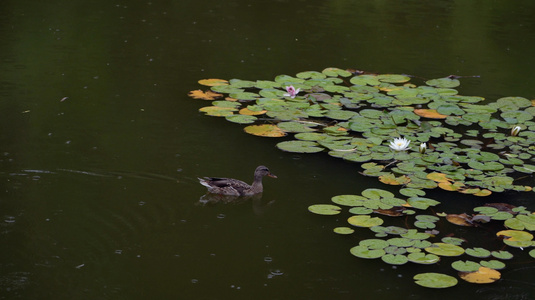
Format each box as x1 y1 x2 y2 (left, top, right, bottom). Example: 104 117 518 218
459 267 501 284
225 114 257 124
381 254 408 265
491 250 513 260
348 215 384 227
239 107 267 116
189 89 224 100
414 109 448 119
452 260 481 272
442 237 465 246
308 204 341 215
361 188 394 200
425 243 465 256
276 140 324 153
360 239 390 249
199 106 236 116
399 188 426 197
465 247 491 258
497 229 533 248
349 207 374 214
407 252 440 264
480 260 506 270
446 213 474 226
333 227 355 235
426 77 460 88
413 273 458 288
379 173 411 185
407 197 441 210
198 78 229 86
332 194 366 206
277 121 317 133
244 124 287 137
350 245 385 259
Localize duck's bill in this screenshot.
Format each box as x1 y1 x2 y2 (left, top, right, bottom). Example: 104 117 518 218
268 173 277 178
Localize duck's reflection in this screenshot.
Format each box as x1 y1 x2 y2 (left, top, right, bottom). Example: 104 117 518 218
196 193 275 215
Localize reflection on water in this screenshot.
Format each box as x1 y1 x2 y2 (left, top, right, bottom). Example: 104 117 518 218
2 0 535 298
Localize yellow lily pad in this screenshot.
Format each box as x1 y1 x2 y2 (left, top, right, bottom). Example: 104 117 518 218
459 267 501 284
244 124 287 137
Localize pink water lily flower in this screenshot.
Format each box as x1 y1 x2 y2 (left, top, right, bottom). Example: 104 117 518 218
283 85 300 98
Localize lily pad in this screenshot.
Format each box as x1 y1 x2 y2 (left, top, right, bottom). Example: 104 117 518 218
407 252 440 264
413 273 458 288
244 124 286 137
276 140 324 153
381 254 409 265
350 245 385 259
425 243 465 257
407 197 441 210
452 260 481 272
308 204 341 215
465 247 491 258
348 215 384 227
225 114 257 124
459 267 501 284
332 194 366 206
333 227 355 235
480 260 506 270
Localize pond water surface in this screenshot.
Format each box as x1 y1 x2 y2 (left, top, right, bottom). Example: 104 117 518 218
2 0 535 299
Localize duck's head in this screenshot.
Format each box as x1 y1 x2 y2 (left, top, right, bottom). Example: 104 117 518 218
255 165 277 178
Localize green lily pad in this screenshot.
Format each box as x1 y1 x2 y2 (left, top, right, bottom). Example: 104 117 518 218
452 260 481 272
467 161 505 171
401 229 431 240
348 207 374 214
387 237 414 247
350 245 385 259
361 188 395 200
465 247 491 258
407 252 440 264
480 260 506 270
333 227 355 235
225 114 257 124
399 188 426 197
332 194 366 206
381 254 409 265
276 140 324 153
407 197 441 210
491 250 513 260
441 237 465 246
348 215 384 227
322 67 352 77
376 74 411 83
513 164 535 174
426 77 460 88
277 121 316 133
425 243 465 256
308 204 341 215
414 273 458 288
360 239 390 249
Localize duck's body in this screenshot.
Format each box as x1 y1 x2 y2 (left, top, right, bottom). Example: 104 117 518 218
198 165 277 196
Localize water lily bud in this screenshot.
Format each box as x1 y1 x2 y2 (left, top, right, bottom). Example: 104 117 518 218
511 126 521 136
419 143 427 154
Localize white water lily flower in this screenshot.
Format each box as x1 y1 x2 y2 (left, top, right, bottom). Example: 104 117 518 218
511 126 521 136
283 85 300 98
389 137 411 151
419 142 427 154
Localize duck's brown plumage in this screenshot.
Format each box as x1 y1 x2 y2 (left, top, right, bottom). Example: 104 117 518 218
198 165 277 196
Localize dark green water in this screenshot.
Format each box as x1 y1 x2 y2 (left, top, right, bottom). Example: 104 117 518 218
1 0 535 299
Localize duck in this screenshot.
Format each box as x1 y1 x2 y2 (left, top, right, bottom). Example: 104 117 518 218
198 165 277 196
